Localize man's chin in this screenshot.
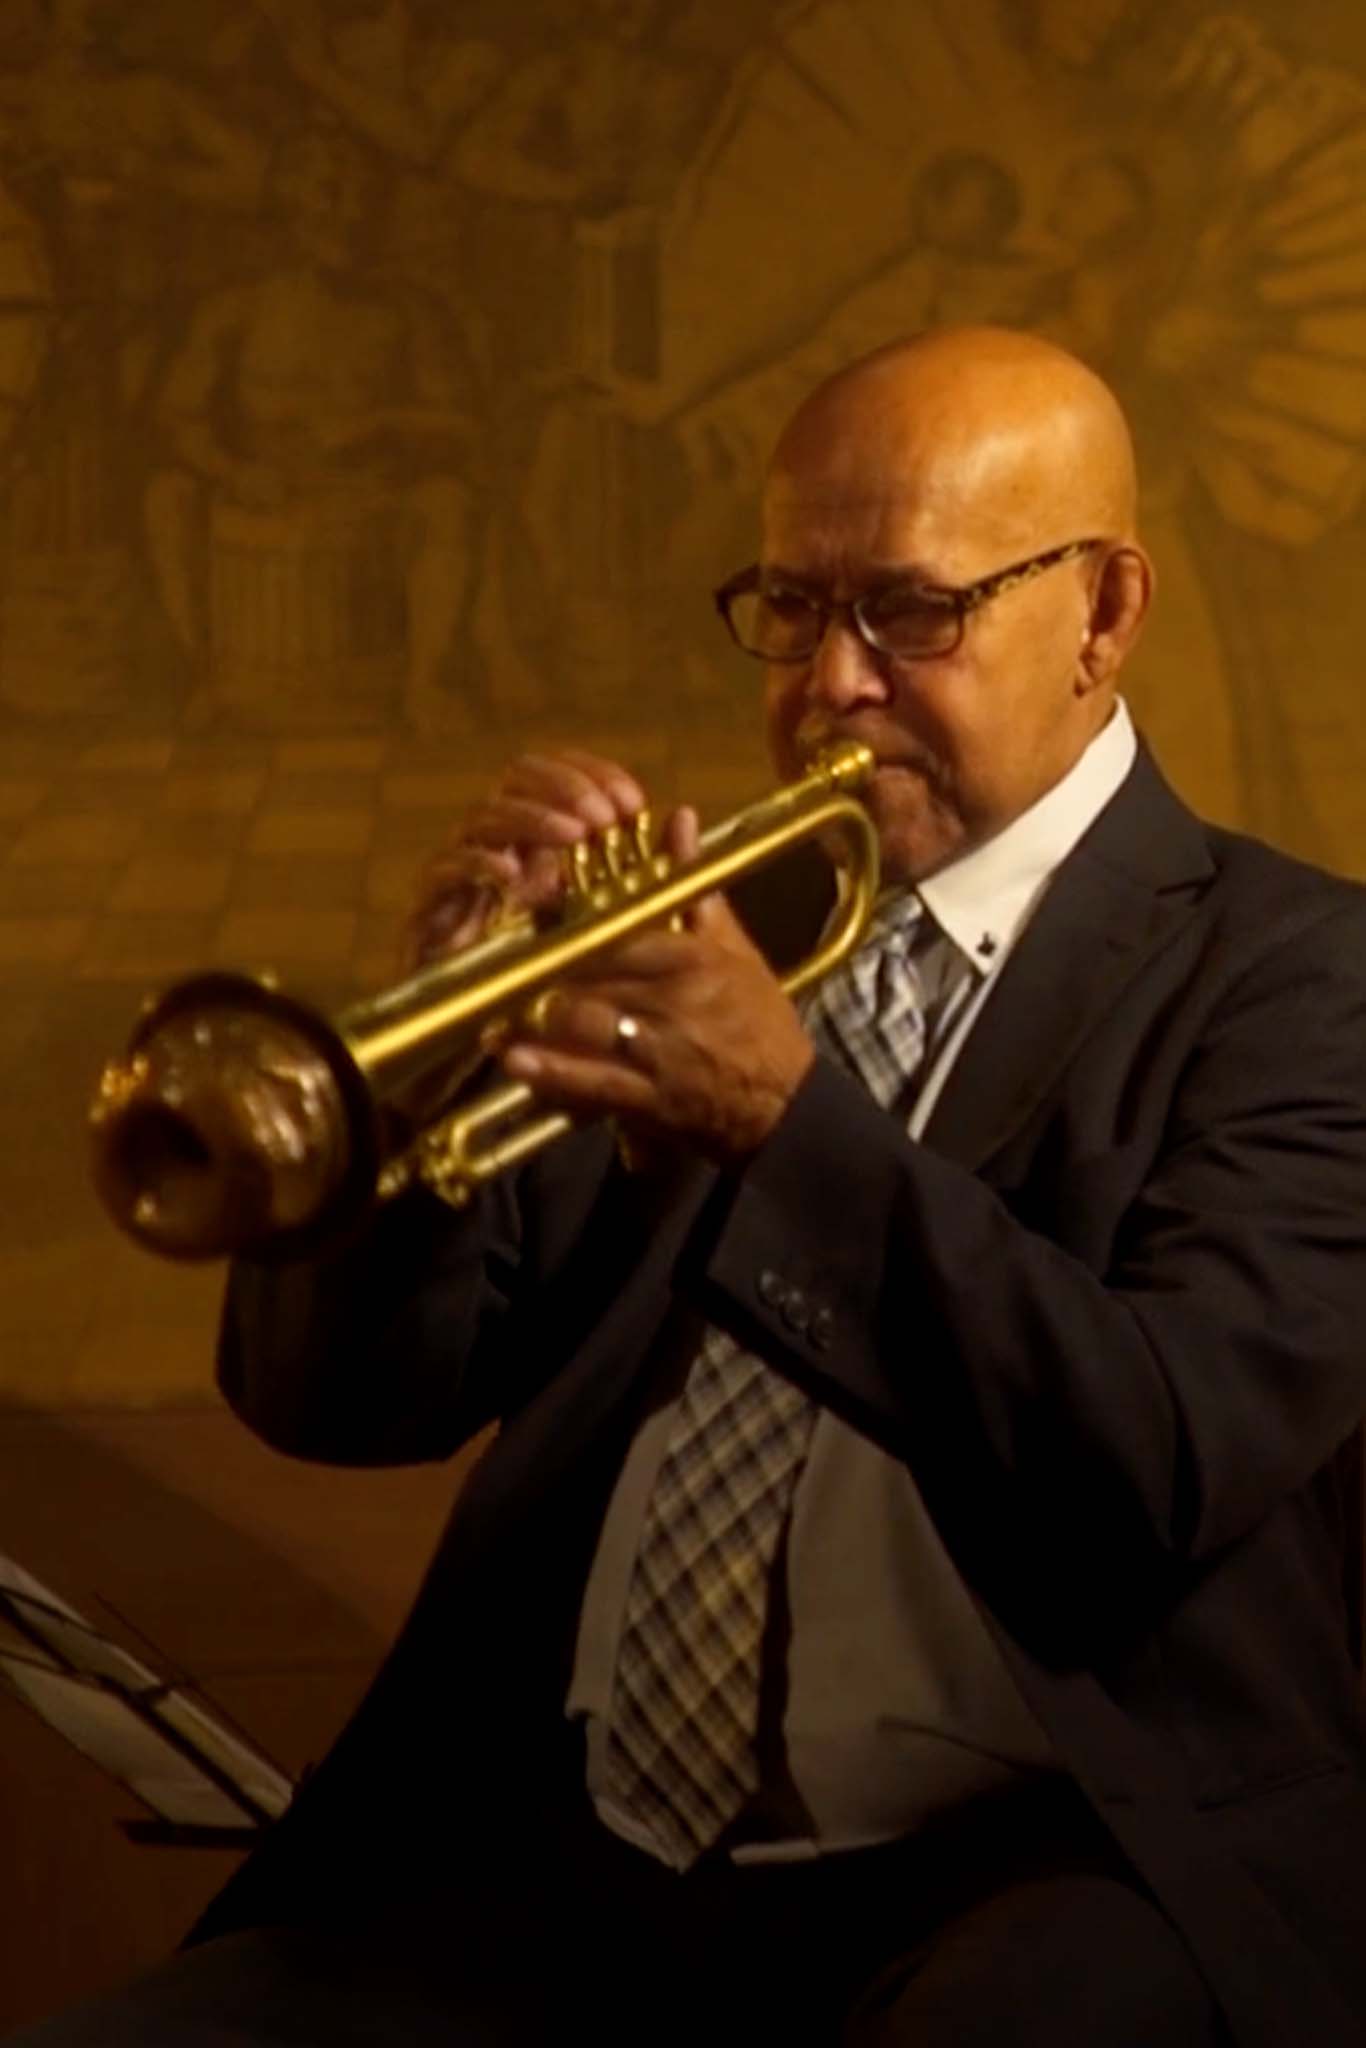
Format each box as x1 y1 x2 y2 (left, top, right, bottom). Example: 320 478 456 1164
867 773 963 884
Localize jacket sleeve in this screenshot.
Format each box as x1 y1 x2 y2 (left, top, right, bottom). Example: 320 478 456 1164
697 897 1366 1620
217 1125 615 1467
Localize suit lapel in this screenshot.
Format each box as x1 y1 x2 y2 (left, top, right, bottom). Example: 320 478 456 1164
486 1149 716 1494
921 749 1214 1174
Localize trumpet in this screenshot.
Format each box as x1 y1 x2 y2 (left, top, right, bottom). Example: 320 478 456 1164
89 741 879 1262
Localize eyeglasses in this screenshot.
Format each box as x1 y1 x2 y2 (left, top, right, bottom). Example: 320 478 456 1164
713 538 1105 664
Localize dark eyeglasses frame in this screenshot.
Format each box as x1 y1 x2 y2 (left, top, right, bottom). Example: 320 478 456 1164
713 537 1106 663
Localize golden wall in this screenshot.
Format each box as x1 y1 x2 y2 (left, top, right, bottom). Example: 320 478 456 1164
4 0 1366 1408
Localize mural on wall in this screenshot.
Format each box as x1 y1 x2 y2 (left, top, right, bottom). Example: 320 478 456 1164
0 0 1361 837
0 0 744 736
5 0 1366 1404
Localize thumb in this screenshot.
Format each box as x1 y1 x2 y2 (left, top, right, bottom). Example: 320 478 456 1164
662 803 700 864
662 803 733 940
670 815 751 953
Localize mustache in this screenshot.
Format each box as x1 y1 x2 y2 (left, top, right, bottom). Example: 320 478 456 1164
794 713 948 792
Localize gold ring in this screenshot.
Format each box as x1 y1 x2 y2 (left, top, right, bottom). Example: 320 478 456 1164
614 1012 642 1060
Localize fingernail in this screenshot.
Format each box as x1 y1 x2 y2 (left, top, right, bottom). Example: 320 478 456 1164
503 1047 540 1077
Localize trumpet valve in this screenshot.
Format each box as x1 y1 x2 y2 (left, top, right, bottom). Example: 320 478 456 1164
565 810 661 909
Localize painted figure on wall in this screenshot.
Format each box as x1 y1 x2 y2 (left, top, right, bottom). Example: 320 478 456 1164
0 0 267 716
145 127 477 730
249 0 504 174
450 0 722 719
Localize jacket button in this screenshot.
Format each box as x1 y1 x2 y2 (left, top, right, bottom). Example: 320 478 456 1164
781 1289 810 1334
758 1268 787 1309
809 1306 835 1351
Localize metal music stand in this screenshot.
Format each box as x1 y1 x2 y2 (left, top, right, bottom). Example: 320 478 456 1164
0 1553 294 1849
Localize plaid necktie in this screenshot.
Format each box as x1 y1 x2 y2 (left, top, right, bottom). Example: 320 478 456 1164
599 892 935 1867
803 890 932 1107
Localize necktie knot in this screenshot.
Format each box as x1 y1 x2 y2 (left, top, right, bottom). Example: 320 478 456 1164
866 892 927 957
807 891 932 1109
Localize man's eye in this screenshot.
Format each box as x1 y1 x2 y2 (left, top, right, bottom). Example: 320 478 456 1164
862 587 960 657
865 587 950 624
758 589 816 622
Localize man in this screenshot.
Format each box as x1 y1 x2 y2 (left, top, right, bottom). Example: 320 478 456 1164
18 326 1366 2044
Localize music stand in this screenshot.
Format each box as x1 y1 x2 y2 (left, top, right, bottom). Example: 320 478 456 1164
0 1553 294 1848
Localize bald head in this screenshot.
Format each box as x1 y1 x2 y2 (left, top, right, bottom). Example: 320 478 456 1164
756 327 1153 881
767 326 1139 567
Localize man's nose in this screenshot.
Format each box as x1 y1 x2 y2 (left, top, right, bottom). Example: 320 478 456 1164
805 611 890 711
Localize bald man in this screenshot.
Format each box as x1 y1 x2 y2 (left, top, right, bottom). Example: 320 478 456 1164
20 329 1366 2047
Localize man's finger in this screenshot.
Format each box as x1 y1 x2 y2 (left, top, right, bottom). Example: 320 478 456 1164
503 754 636 831
464 795 593 848
661 803 700 863
499 1042 658 1117
517 992 627 1061
553 748 649 817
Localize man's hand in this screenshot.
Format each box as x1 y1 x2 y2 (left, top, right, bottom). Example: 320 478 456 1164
499 807 816 1166
401 748 648 974
402 749 815 1164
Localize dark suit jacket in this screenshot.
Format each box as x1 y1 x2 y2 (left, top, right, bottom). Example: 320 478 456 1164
200 749 1366 2047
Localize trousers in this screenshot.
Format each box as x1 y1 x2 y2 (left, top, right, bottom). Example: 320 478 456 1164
6 1778 1227 2047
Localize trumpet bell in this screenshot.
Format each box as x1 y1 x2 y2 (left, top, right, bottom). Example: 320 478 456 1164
89 974 377 1261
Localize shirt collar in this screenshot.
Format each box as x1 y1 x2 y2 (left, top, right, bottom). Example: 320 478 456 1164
916 699 1137 975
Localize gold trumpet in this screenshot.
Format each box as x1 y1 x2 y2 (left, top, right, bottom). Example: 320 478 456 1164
89 741 879 1262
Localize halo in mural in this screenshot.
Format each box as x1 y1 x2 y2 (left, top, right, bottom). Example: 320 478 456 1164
648 0 1366 842
658 0 1366 556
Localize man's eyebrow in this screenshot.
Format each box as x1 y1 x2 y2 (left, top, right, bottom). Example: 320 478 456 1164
757 563 821 589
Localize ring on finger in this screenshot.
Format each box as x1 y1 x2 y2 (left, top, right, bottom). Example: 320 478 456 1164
613 1011 642 1062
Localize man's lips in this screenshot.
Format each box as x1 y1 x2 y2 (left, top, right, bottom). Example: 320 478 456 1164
796 718 927 770
865 755 938 788
790 720 946 797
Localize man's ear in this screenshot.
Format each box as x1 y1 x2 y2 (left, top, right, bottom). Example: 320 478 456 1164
1079 545 1153 692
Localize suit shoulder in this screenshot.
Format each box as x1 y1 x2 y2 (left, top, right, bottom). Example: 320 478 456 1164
1204 821 1366 911
1200 821 1366 968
